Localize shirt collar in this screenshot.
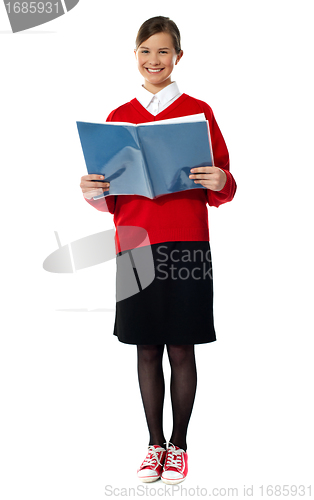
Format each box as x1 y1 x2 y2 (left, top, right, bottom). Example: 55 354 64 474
136 81 181 109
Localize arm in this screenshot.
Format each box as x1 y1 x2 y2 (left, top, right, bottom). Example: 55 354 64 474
201 102 237 207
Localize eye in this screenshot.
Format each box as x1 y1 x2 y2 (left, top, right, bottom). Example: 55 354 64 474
141 50 149 54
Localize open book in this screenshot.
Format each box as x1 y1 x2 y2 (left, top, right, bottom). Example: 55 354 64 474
76 113 214 200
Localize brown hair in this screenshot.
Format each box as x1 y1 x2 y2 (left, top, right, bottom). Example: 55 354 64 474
135 16 181 54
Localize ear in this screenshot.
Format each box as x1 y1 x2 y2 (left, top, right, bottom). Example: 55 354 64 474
176 50 183 64
134 49 137 60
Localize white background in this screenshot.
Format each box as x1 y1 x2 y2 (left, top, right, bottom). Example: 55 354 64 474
1 0 313 498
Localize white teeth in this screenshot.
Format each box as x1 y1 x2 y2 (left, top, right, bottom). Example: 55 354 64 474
146 68 163 73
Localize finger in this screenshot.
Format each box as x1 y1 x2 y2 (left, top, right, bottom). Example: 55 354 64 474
81 181 110 189
84 185 110 195
189 174 212 180
194 180 211 187
81 174 105 181
190 166 215 174
83 188 104 198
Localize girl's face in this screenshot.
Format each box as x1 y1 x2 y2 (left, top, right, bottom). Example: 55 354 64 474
134 32 183 93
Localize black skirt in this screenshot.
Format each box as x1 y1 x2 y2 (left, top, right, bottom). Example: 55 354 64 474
113 240 216 345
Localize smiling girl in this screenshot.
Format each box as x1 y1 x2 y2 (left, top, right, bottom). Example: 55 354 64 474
80 16 236 485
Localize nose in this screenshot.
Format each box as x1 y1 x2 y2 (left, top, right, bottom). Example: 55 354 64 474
148 55 160 66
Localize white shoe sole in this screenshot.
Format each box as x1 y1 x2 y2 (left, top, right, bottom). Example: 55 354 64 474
161 476 186 485
138 475 160 483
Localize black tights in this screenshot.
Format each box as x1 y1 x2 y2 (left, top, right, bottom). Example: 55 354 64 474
136 344 197 452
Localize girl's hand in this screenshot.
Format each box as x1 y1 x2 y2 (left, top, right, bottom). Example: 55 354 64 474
80 174 110 199
189 166 227 192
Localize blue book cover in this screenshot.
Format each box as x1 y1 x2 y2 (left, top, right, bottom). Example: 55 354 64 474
76 115 214 200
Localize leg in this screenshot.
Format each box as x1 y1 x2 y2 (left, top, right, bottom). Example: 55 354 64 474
166 344 197 452
137 344 167 448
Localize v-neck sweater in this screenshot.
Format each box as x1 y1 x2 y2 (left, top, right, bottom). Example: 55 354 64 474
84 93 237 253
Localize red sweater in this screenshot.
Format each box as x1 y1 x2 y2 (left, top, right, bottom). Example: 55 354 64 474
84 93 237 253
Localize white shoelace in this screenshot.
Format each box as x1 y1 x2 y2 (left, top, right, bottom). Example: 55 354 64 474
165 442 185 468
141 445 166 469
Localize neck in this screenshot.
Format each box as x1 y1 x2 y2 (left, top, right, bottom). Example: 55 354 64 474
143 78 173 95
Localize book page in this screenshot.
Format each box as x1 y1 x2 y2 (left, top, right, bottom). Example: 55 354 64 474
140 113 206 126
84 113 207 128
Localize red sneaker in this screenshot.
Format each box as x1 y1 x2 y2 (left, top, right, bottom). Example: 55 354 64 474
137 444 167 482
161 442 188 484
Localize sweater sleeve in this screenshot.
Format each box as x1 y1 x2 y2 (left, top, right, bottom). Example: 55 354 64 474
200 101 237 208
83 109 117 214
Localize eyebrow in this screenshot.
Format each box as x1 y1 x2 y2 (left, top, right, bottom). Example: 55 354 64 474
140 46 170 50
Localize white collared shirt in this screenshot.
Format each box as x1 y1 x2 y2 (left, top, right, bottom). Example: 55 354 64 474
136 81 182 116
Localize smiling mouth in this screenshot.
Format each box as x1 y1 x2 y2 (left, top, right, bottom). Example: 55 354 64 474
145 68 165 73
